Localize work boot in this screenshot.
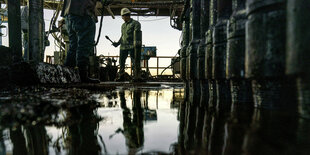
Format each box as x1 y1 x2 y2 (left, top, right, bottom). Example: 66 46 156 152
79 69 100 83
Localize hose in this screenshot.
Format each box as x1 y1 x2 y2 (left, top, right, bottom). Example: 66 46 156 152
94 0 110 46
160 52 180 76
94 9 104 46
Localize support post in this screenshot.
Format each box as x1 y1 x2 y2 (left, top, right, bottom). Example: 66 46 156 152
198 0 210 107
187 0 201 104
205 0 217 108
134 30 142 81
8 0 22 62
287 0 310 119
212 0 232 107
226 0 253 105
29 0 44 62
180 0 190 100
246 0 296 109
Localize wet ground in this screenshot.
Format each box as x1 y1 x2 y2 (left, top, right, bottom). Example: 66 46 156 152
0 82 309 155
0 83 183 154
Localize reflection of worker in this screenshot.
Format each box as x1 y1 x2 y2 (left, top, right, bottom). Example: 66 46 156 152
112 8 141 74
61 0 100 83
118 90 144 153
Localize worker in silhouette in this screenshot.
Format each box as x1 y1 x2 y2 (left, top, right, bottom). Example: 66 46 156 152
112 8 141 76
110 90 144 153
61 0 101 83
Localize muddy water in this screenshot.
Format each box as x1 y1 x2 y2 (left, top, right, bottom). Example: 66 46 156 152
0 85 309 155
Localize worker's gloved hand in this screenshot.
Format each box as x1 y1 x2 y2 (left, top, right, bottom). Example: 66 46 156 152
112 42 120 47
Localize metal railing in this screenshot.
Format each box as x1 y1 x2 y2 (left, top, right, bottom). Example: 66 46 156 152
46 55 180 77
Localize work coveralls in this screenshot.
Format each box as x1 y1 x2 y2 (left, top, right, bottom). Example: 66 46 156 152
61 0 98 71
118 18 141 73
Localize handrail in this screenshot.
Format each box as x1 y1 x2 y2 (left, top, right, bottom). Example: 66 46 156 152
46 55 180 77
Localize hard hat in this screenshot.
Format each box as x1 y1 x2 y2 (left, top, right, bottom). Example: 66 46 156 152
121 8 131 16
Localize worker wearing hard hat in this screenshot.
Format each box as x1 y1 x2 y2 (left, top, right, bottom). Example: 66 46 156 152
112 8 141 75
61 0 101 83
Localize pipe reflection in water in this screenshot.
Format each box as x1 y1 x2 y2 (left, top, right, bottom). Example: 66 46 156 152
10 127 27 155
193 105 205 148
10 125 48 155
207 105 230 155
65 104 101 155
296 119 310 154
0 130 7 155
178 90 310 155
222 102 253 155
24 125 49 155
243 109 299 155
183 102 196 150
176 100 186 153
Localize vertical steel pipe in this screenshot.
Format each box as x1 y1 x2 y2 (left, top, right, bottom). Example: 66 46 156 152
186 0 201 80
246 0 296 109
181 0 191 100
198 0 210 106
8 0 22 62
29 0 44 62
212 0 232 107
286 0 310 119
134 30 142 81
205 0 217 108
226 0 253 105
186 0 201 104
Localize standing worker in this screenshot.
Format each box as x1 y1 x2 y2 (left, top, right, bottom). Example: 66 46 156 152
112 8 141 76
61 0 101 83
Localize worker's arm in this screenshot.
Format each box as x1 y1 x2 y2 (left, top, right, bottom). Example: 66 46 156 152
113 24 123 47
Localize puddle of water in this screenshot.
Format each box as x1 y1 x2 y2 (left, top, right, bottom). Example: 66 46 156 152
0 86 309 155
0 87 184 155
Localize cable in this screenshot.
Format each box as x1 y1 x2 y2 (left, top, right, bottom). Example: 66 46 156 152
94 8 104 46
94 0 110 46
160 52 180 76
